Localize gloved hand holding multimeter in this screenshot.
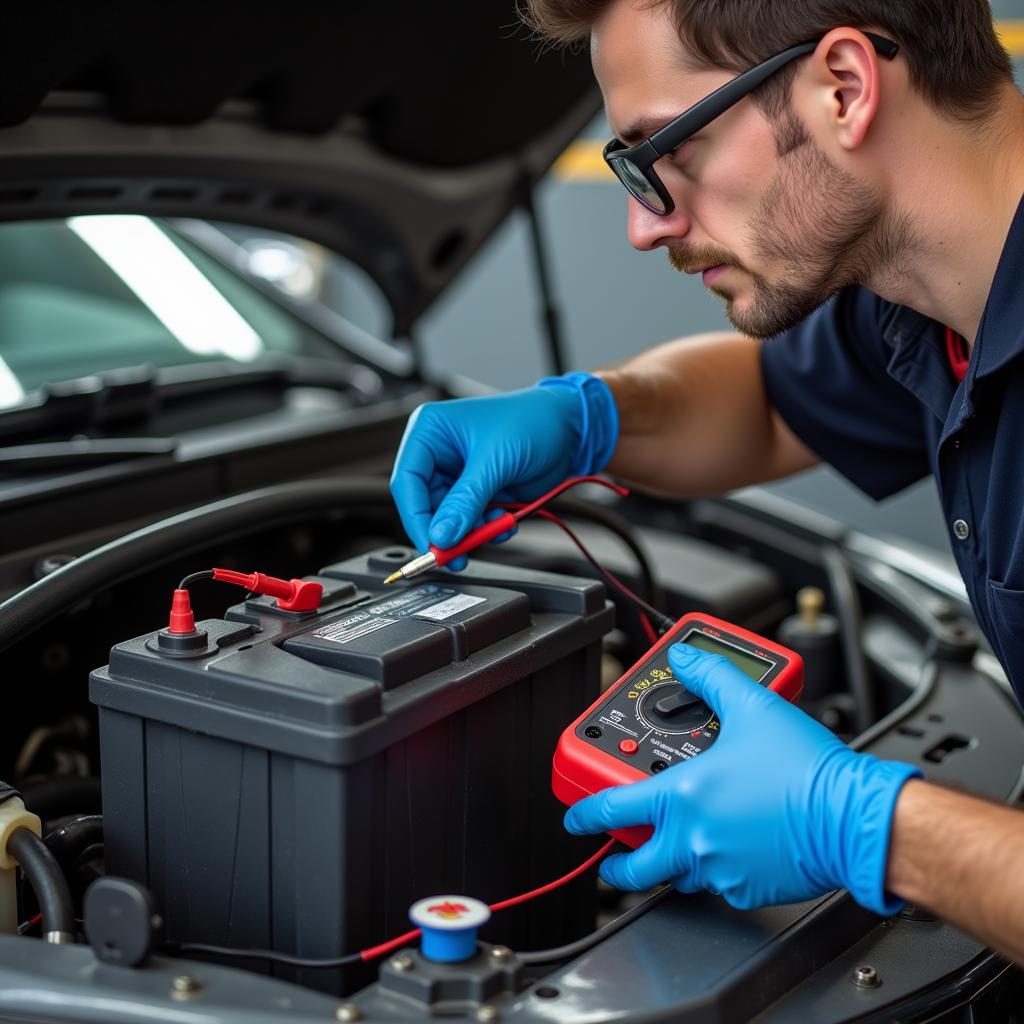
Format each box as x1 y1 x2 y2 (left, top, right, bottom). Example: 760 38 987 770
389 376 921 919
553 613 922 916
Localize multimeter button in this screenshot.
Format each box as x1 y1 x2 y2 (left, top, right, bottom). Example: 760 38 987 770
655 689 704 716
618 739 639 755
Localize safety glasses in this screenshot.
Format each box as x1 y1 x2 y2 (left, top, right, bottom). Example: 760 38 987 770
603 31 899 215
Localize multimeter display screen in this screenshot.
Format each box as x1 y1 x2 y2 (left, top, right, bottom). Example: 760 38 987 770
682 630 773 682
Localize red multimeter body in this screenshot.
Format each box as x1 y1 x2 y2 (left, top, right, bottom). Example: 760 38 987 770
552 612 804 848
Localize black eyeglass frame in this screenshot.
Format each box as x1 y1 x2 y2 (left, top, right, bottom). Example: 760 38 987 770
603 31 900 215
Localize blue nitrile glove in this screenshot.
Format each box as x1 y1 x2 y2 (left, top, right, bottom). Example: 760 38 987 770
565 644 922 915
389 372 618 569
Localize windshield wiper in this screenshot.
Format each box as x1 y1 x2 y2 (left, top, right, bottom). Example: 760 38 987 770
0 437 178 473
0 356 388 443
0 365 160 442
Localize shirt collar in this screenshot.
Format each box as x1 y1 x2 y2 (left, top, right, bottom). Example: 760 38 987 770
879 190 1024 436
974 190 1024 378
881 303 957 422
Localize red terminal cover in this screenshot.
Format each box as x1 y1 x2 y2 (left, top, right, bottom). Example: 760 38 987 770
275 579 323 612
167 589 197 634
552 612 804 849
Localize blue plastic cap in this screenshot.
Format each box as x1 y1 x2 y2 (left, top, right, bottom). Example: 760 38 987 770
409 895 491 963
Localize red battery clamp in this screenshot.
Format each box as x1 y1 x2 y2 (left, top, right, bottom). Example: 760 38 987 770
552 613 804 848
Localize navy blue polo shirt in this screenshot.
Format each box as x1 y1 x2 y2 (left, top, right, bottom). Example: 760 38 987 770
762 192 1024 705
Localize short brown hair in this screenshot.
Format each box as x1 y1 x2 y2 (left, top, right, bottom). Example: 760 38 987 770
521 0 1013 123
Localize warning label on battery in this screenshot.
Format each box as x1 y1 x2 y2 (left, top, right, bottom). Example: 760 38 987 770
313 585 486 644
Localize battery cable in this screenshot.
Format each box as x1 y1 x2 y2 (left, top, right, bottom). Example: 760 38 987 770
517 883 673 965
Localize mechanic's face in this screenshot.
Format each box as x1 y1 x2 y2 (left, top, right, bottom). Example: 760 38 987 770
592 0 885 337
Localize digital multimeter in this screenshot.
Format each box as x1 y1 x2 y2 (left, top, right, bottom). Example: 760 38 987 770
552 612 804 848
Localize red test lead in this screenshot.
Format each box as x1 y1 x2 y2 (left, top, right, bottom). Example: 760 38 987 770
161 567 324 651
210 568 323 612
166 568 324 638
383 475 629 584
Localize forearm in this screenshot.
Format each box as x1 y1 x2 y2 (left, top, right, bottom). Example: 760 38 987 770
594 332 818 497
887 779 1024 963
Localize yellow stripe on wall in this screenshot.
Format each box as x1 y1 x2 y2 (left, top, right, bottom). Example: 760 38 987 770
554 19 1024 182
553 141 613 182
998 19 1024 55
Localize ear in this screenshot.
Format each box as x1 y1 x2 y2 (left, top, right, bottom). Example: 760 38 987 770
806 28 882 151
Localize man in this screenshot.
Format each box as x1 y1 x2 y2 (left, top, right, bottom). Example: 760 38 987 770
390 0 1024 962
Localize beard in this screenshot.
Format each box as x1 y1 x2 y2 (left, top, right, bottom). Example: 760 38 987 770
667 127 914 339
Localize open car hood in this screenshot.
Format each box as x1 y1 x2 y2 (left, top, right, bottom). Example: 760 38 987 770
0 3 600 334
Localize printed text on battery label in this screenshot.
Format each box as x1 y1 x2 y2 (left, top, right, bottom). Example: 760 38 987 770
417 593 487 620
314 613 395 644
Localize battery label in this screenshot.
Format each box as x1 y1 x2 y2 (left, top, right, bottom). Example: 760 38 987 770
312 585 486 644
416 593 486 620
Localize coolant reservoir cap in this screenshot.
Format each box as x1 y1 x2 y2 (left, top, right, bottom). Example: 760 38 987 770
409 895 490 962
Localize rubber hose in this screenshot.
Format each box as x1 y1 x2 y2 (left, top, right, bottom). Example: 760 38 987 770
44 815 103 877
7 828 75 938
0 478 394 654
822 545 875 733
18 777 101 825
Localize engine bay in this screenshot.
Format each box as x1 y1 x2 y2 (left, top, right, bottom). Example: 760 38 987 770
1 477 1023 1022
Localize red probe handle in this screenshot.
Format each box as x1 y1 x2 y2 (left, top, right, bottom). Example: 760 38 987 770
211 568 323 612
422 477 628 571
428 511 518 567
213 569 290 600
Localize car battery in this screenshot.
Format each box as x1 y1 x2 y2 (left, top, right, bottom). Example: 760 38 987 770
89 546 613 995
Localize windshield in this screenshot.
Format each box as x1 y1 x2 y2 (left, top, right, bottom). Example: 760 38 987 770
0 216 338 406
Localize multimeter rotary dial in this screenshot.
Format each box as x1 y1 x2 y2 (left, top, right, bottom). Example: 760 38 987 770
635 683 716 735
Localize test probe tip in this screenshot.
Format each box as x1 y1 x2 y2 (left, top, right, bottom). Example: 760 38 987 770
384 551 439 585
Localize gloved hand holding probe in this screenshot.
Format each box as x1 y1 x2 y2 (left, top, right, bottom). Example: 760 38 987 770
389 372 618 569
565 644 922 915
